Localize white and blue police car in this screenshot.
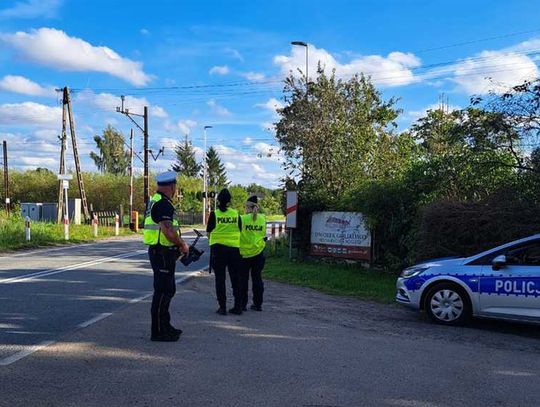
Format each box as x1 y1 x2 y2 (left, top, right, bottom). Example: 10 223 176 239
396 234 540 325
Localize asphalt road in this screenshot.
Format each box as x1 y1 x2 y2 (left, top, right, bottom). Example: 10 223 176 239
2 234 540 406
0 232 210 365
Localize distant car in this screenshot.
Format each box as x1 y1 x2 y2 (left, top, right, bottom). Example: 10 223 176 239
396 234 540 325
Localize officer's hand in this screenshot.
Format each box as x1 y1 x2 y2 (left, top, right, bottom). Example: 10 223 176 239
180 242 189 254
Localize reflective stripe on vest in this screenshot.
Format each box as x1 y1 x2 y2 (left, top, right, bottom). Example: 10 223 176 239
143 193 180 246
240 213 266 258
209 208 240 248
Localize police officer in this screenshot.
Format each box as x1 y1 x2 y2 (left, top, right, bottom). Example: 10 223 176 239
206 188 243 315
143 171 189 342
239 196 267 311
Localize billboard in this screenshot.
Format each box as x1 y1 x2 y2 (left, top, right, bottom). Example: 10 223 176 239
310 211 371 260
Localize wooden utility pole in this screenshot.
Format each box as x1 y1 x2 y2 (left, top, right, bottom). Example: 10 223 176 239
56 87 90 222
2 140 9 215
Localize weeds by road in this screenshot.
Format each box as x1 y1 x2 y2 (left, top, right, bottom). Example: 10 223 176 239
264 242 396 303
0 211 134 251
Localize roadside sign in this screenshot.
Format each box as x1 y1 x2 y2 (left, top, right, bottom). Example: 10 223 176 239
62 180 70 190
57 174 73 181
310 211 371 260
286 191 297 228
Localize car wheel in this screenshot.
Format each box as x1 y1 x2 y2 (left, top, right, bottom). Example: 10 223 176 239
425 283 471 326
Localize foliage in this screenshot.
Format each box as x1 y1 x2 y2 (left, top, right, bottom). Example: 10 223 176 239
89 125 130 175
275 67 406 208
205 146 228 189
171 135 201 177
229 184 249 214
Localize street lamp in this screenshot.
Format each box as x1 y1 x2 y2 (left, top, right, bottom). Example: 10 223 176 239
202 125 212 225
291 41 309 86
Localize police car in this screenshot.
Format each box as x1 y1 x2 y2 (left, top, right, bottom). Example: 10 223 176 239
396 234 540 325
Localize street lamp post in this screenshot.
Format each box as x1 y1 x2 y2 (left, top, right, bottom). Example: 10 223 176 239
291 41 309 87
203 125 212 225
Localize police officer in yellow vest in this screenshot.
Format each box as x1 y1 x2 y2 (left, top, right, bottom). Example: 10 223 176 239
206 188 243 315
239 195 267 311
143 171 189 342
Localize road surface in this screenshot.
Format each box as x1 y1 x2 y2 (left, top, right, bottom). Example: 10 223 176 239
1 235 540 406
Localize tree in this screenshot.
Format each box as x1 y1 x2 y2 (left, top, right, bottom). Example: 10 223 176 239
205 146 228 190
90 125 130 175
171 135 201 176
275 67 406 207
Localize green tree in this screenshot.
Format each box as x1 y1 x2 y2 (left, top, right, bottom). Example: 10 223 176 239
205 146 228 190
229 185 248 214
89 125 130 175
171 135 201 177
275 67 405 207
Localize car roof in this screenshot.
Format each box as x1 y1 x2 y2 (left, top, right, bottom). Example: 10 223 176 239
465 233 540 263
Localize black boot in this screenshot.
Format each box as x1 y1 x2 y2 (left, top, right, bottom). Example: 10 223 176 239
151 332 179 342
250 304 262 311
229 307 243 315
216 307 227 315
167 324 183 336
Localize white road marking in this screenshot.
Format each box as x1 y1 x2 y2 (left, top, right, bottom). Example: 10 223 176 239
0 268 205 367
0 340 56 366
78 313 113 328
0 250 147 285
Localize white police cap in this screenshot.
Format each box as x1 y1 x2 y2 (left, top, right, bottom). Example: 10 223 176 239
155 170 178 186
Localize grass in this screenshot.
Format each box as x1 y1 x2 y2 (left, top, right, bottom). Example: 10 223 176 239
264 241 397 304
0 211 134 252
265 214 286 222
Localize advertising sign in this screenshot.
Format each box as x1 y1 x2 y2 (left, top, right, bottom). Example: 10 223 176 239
310 211 371 260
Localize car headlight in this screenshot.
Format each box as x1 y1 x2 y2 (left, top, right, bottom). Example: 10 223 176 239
400 266 429 279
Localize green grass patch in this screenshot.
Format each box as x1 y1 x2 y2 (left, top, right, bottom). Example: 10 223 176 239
0 211 134 252
264 255 397 304
265 214 285 222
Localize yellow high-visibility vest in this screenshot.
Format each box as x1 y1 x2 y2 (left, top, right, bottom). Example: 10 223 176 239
143 193 180 246
209 208 240 248
240 213 266 258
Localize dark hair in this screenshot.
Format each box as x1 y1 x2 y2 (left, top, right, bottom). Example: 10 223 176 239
217 188 231 211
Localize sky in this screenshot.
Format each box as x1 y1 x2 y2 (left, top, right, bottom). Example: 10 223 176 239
1 0 540 188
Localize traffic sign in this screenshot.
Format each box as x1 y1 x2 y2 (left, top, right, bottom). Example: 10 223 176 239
286 191 297 228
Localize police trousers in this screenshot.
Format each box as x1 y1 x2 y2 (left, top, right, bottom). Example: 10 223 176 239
210 244 242 309
240 252 265 308
148 245 177 336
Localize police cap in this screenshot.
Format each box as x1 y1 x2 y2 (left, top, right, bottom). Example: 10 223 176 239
155 171 178 186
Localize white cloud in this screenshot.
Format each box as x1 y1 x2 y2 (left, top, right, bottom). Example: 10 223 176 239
243 137 253 145
0 102 62 127
261 121 275 132
224 47 244 62
140 28 150 36
209 65 230 75
0 75 56 97
224 162 237 170
241 71 265 82
450 50 539 94
256 98 284 115
207 99 232 116
274 44 421 87
151 106 168 118
1 28 152 86
0 0 62 19
177 119 198 135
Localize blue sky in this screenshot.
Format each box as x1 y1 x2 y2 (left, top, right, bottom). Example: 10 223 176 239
1 0 540 188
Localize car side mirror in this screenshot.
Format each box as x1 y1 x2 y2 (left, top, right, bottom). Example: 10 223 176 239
492 254 506 271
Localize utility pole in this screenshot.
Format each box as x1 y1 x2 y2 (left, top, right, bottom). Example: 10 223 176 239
129 129 134 230
56 87 90 222
2 140 9 216
117 96 150 205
